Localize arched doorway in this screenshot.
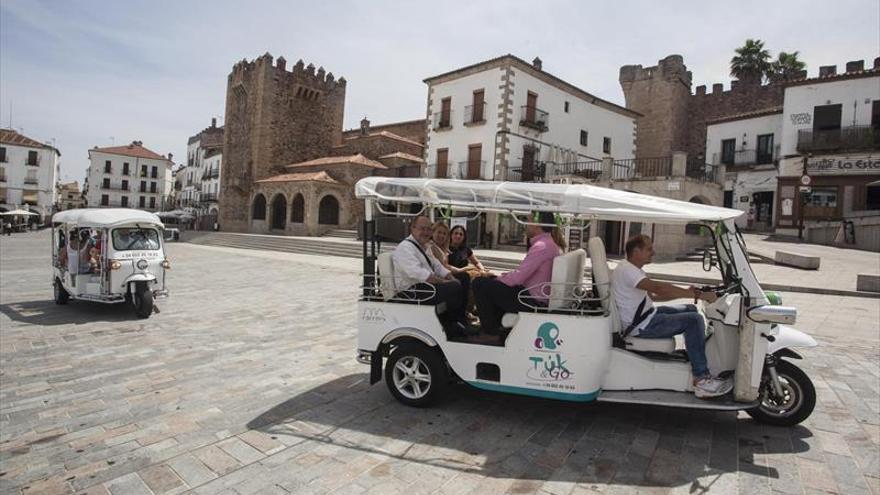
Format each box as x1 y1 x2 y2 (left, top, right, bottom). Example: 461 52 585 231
252 194 267 220
270 194 287 229
318 195 339 225
290 193 305 223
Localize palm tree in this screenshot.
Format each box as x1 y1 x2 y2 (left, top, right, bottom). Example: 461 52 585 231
730 39 771 84
768 51 807 82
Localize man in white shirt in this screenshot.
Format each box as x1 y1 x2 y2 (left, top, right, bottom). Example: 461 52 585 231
392 215 469 334
611 234 732 399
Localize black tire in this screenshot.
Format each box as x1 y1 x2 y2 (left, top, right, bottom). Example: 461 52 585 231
132 283 154 319
746 359 816 427
384 343 447 407
54 278 69 305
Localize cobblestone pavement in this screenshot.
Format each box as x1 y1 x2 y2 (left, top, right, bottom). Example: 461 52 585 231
1 231 878 495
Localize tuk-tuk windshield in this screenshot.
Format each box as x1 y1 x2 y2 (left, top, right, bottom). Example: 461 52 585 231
112 228 161 251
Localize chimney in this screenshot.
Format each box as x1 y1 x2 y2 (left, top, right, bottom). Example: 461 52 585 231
211 117 217 128
360 117 370 136
168 153 173 161
532 57 542 70
845 60 864 73
818 65 837 77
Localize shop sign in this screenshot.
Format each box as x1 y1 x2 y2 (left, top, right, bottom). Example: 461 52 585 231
806 156 880 175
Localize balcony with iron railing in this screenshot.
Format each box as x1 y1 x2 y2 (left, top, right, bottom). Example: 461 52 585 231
200 192 218 202
432 111 453 131
519 105 549 132
202 168 220 180
463 102 487 125
686 160 722 183
101 184 130 191
23 177 39 185
613 157 672 179
457 160 488 180
797 125 880 153
713 146 780 167
507 161 547 182
25 155 41 167
553 160 604 180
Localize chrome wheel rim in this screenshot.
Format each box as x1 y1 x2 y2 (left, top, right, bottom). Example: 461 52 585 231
392 356 431 400
759 374 803 418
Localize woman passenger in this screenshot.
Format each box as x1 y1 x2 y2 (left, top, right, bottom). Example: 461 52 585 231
428 221 450 264
447 225 489 277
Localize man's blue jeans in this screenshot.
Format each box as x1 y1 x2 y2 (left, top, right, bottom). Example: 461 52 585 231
636 304 709 377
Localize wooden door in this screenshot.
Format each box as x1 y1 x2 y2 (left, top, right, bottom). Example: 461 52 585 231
436 149 448 178
467 145 482 179
526 92 537 122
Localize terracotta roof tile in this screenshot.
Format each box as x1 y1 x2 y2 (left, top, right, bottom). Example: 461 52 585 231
707 106 783 125
256 171 340 184
0 128 60 155
378 152 426 163
91 142 169 161
343 131 424 148
284 153 387 170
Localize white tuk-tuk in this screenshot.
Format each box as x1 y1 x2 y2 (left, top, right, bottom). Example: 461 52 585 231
51 208 170 318
354 178 818 426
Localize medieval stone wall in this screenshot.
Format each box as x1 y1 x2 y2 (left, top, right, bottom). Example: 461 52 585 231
342 119 427 145
220 53 347 231
620 55 784 161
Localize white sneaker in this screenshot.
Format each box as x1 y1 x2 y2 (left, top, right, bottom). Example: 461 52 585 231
694 376 733 399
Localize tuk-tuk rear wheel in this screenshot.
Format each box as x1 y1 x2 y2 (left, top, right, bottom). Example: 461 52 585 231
746 360 816 427
132 282 153 319
384 343 447 407
54 279 69 305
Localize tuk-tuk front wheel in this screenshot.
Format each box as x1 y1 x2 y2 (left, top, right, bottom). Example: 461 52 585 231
384 343 447 407
132 282 153 319
746 360 816 426
54 278 69 305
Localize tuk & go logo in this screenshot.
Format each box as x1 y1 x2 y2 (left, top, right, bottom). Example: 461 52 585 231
527 322 573 382
361 307 386 324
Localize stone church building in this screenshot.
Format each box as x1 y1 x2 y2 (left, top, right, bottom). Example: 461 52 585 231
219 52 426 235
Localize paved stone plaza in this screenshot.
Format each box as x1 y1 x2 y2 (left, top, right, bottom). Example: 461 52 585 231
1 231 878 495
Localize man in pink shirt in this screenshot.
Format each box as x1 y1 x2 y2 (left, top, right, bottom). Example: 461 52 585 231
473 212 562 337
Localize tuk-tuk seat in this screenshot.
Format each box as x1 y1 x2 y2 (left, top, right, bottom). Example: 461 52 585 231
377 253 398 301
498 248 588 329
587 236 676 355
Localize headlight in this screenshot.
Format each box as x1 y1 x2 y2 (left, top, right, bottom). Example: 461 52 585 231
110 260 122 270
136 259 149 270
161 259 171 269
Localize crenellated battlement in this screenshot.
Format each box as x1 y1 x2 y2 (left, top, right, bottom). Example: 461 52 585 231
619 54 692 88
229 52 346 92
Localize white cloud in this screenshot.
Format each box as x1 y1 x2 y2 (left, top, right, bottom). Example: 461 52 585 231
0 0 876 184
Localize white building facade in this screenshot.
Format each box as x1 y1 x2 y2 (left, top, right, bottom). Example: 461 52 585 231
85 141 173 212
706 109 783 230
180 119 223 227
0 128 60 221
423 55 638 247
774 61 880 250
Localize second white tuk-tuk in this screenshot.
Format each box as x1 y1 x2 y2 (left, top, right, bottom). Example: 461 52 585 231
354 178 818 426
51 208 170 318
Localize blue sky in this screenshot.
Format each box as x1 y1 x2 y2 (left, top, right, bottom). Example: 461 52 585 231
1 0 877 183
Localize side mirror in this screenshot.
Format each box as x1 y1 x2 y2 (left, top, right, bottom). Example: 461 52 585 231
702 250 715 272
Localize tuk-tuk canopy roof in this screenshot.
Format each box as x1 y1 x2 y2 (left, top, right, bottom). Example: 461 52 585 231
355 178 743 224
52 208 164 228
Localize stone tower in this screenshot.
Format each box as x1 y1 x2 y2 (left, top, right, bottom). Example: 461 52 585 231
220 53 346 231
619 55 692 159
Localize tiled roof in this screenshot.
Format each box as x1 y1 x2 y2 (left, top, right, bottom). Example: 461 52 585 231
91 142 169 161
378 152 425 163
783 67 879 87
707 107 784 125
284 153 387 170
0 128 60 155
343 130 424 148
256 171 340 184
